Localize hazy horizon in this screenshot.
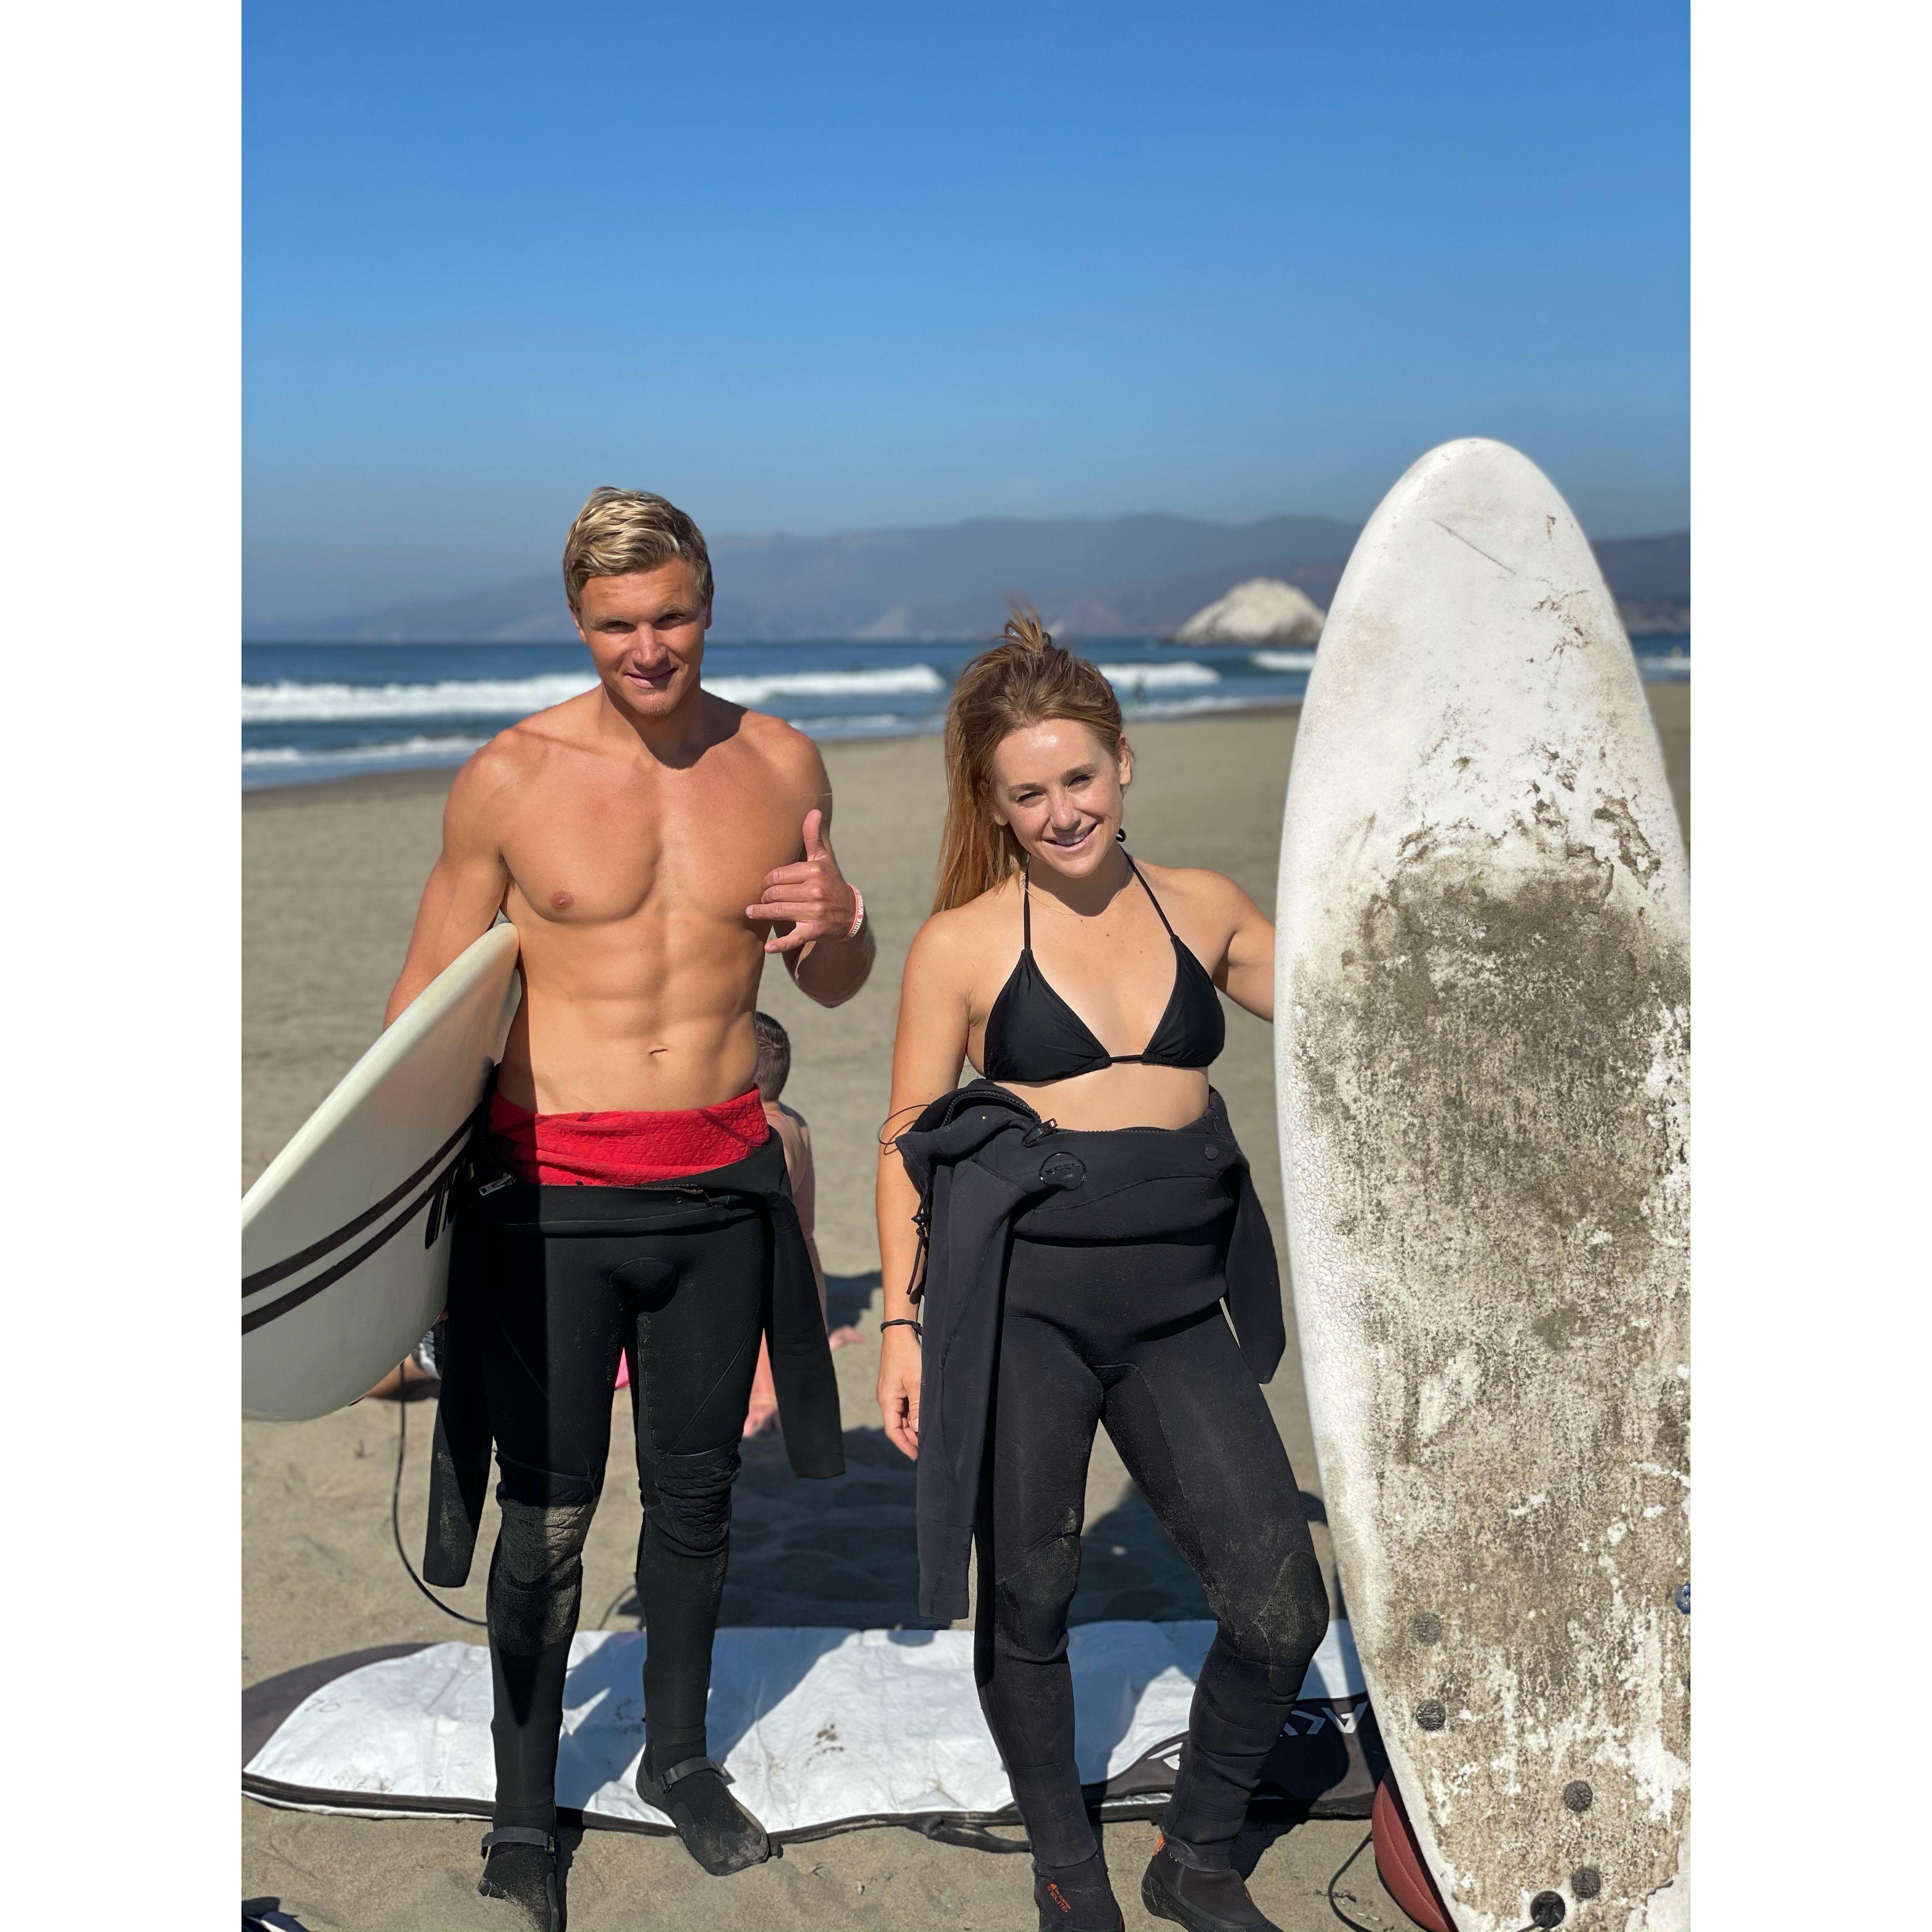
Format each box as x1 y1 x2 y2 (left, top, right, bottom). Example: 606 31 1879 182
249 503 1688 635
250 501 1690 632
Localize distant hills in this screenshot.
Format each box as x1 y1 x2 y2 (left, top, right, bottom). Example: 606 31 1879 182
247 515 1689 643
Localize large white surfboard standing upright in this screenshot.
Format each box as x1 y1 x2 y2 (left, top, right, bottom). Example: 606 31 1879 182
243 925 522 1422
1277 441 1688 1931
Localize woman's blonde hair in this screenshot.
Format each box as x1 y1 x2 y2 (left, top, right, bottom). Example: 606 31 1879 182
932 612 1124 913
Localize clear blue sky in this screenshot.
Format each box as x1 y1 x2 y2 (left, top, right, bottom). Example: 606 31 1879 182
245 1 1688 621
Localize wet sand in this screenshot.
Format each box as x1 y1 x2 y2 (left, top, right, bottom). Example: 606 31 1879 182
242 688 1690 1930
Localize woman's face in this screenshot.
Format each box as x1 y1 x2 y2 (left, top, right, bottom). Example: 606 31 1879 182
984 719 1134 882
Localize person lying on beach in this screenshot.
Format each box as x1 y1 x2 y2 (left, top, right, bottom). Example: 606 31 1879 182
875 615 1328 1932
384 487 873 1932
740 1010 863 1437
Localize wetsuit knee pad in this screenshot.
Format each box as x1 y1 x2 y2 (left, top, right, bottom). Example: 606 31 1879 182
1227 1545 1330 1684
490 1500 596 1652
646 1441 742 1554
494 1499 596 1585
992 1532 1082 1658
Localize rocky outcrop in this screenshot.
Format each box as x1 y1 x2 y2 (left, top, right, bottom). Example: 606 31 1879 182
1170 578 1326 646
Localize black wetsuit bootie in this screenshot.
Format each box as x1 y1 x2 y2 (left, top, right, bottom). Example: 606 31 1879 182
1033 1849 1126 1931
477 1827 564 1932
636 1754 772 1875
1141 1837 1280 1932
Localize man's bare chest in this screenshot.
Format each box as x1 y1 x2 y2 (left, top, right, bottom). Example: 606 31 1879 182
502 785 800 928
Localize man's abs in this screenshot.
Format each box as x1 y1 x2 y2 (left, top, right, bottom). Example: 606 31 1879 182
495 955 768 1113
491 742 802 1112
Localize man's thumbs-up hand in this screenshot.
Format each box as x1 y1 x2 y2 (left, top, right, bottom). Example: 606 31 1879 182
747 807 861 954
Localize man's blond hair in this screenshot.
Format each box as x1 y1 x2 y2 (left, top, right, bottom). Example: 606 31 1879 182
561 487 713 616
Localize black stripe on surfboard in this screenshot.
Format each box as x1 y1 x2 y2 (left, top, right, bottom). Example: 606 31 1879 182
240 1152 464 1336
242 1111 478 1299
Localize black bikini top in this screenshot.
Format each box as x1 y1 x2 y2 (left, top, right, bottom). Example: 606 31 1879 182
981 853 1225 1084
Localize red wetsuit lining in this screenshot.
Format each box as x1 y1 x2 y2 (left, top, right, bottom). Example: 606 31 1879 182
487 1088 770 1187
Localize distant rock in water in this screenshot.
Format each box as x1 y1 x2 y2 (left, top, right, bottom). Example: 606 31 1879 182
1171 578 1326 645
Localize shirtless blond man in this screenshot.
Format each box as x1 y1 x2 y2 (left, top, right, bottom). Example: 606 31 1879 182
390 489 873 1930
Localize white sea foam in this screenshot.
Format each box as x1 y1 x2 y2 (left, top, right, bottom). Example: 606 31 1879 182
1129 694 1276 722
242 675 597 723
805 710 948 742
241 664 947 724
702 666 947 705
242 734 489 768
1250 649 1317 673
1093 661 1219 696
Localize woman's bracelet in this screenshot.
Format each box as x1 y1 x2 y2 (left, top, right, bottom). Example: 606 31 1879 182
879 1317 922 1341
844 886 866 942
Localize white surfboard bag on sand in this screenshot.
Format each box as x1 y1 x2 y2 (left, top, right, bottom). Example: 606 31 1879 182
243 1621 1377 1839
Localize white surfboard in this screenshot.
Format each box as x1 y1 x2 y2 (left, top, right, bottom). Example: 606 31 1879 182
1276 440 1689 1931
243 926 522 1422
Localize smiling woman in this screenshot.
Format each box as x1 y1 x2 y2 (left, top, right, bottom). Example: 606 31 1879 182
932 612 1126 913
909 614 1270 1133
873 615 1324 1932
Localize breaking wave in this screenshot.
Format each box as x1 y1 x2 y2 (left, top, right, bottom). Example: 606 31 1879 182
1092 661 1219 697
242 664 947 724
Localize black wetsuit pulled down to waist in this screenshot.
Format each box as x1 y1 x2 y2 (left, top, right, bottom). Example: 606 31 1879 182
424 1130 843 1833
427 1130 843 1580
894 1081 1285 1624
893 1081 1327 1872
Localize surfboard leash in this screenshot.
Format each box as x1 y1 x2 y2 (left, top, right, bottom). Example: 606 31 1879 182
1324 1829 1380 1932
1325 1824 1546 1932
391 1393 488 1628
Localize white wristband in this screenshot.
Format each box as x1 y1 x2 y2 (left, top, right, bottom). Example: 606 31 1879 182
844 886 866 941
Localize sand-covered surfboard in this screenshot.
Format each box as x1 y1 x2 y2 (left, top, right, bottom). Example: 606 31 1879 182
1276 439 1689 1930
243 924 521 1422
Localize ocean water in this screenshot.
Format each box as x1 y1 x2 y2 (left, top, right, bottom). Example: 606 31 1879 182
241 636 1690 791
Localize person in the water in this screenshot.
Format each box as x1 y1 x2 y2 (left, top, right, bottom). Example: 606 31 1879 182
876 615 1330 1932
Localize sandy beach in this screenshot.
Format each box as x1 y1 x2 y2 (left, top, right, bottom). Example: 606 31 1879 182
243 687 1690 1930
